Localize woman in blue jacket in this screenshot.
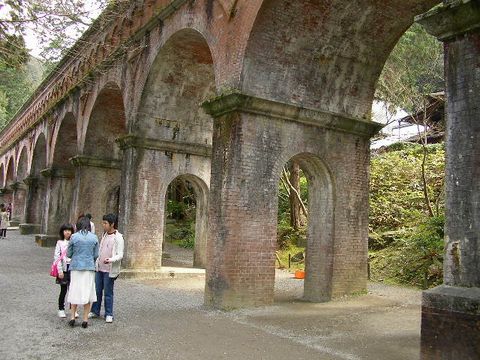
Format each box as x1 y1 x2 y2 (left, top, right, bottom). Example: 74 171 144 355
67 216 99 328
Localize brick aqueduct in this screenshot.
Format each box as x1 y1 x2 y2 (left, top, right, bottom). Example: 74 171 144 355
0 0 478 357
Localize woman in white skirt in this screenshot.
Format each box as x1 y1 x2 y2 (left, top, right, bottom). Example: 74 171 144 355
67 216 99 328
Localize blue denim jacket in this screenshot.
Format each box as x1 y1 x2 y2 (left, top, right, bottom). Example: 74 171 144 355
67 231 99 271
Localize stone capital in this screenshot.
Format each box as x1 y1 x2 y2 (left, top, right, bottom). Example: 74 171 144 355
69 155 122 169
416 0 480 41
10 181 27 191
40 167 75 179
0 186 13 194
23 176 38 186
116 135 212 157
202 92 383 138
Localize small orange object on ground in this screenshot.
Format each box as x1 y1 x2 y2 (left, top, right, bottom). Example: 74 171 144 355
294 270 305 279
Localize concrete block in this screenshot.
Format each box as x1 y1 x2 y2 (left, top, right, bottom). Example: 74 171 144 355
19 223 41 235
34 234 58 248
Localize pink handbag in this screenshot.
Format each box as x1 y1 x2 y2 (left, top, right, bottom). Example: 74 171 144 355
50 250 66 277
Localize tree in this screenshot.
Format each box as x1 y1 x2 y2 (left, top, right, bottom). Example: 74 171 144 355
0 0 109 64
376 23 444 113
376 23 445 218
0 0 110 128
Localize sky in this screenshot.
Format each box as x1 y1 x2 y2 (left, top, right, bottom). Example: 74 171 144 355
0 0 105 58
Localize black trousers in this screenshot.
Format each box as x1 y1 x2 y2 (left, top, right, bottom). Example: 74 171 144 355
0 229 6 237
58 284 68 310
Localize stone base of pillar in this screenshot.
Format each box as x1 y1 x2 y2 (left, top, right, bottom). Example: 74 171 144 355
34 234 58 247
421 285 480 360
9 219 20 227
19 223 41 235
120 268 205 280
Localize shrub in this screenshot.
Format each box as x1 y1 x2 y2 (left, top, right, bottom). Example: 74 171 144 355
370 215 444 289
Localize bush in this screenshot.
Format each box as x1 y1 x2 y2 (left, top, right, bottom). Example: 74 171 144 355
277 218 306 249
165 220 195 249
369 215 444 289
370 143 445 233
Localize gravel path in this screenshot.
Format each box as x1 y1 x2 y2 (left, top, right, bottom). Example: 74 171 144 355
0 230 423 360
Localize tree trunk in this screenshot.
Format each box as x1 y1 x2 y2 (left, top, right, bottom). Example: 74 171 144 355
289 162 302 230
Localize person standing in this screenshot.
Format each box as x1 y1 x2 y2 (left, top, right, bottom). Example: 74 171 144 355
90 213 124 323
0 204 10 238
6 203 12 220
85 213 95 235
54 223 74 318
67 216 98 328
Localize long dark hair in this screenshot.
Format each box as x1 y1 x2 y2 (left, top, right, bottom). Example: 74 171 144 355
59 223 74 240
76 216 91 234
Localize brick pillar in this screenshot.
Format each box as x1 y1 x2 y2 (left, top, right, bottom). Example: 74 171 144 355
41 167 75 237
11 182 27 225
417 2 480 359
202 93 381 309
20 176 45 234
0 188 13 207
71 155 122 238
117 135 211 276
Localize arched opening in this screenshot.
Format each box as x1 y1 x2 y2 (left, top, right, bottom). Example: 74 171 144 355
0 163 4 189
275 153 333 302
122 28 215 274
76 84 126 235
53 114 77 169
242 0 440 119
369 21 445 290
47 113 78 234
84 85 126 160
5 157 14 188
12 147 29 222
3 157 15 210
163 174 209 269
134 28 216 144
26 133 47 226
17 147 28 181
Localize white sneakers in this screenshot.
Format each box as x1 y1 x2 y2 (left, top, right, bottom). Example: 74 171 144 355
58 310 78 318
87 312 98 319
86 312 113 322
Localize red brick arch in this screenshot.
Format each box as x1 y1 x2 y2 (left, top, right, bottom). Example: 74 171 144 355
241 0 440 118
135 28 216 145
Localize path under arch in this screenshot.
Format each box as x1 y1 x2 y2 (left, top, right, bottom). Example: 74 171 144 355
1 230 423 360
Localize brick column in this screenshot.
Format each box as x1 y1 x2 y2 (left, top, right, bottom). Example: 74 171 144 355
202 93 381 309
70 155 122 238
117 136 211 276
0 187 13 207
40 167 75 240
20 176 45 234
10 182 27 226
417 2 480 359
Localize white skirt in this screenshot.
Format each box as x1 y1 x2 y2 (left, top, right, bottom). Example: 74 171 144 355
67 270 97 305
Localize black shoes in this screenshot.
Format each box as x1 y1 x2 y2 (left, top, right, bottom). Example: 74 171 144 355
81 321 88 328
68 319 75 327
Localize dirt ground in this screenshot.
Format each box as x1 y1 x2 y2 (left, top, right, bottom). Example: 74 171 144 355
0 230 422 360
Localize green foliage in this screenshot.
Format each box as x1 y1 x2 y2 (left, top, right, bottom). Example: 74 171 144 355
369 143 445 289
0 58 43 129
1 0 109 63
370 215 444 289
376 23 444 112
165 220 195 249
370 143 444 233
276 244 305 271
166 200 188 220
277 217 306 249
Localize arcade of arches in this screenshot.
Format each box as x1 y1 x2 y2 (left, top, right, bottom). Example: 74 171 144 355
0 1 478 358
